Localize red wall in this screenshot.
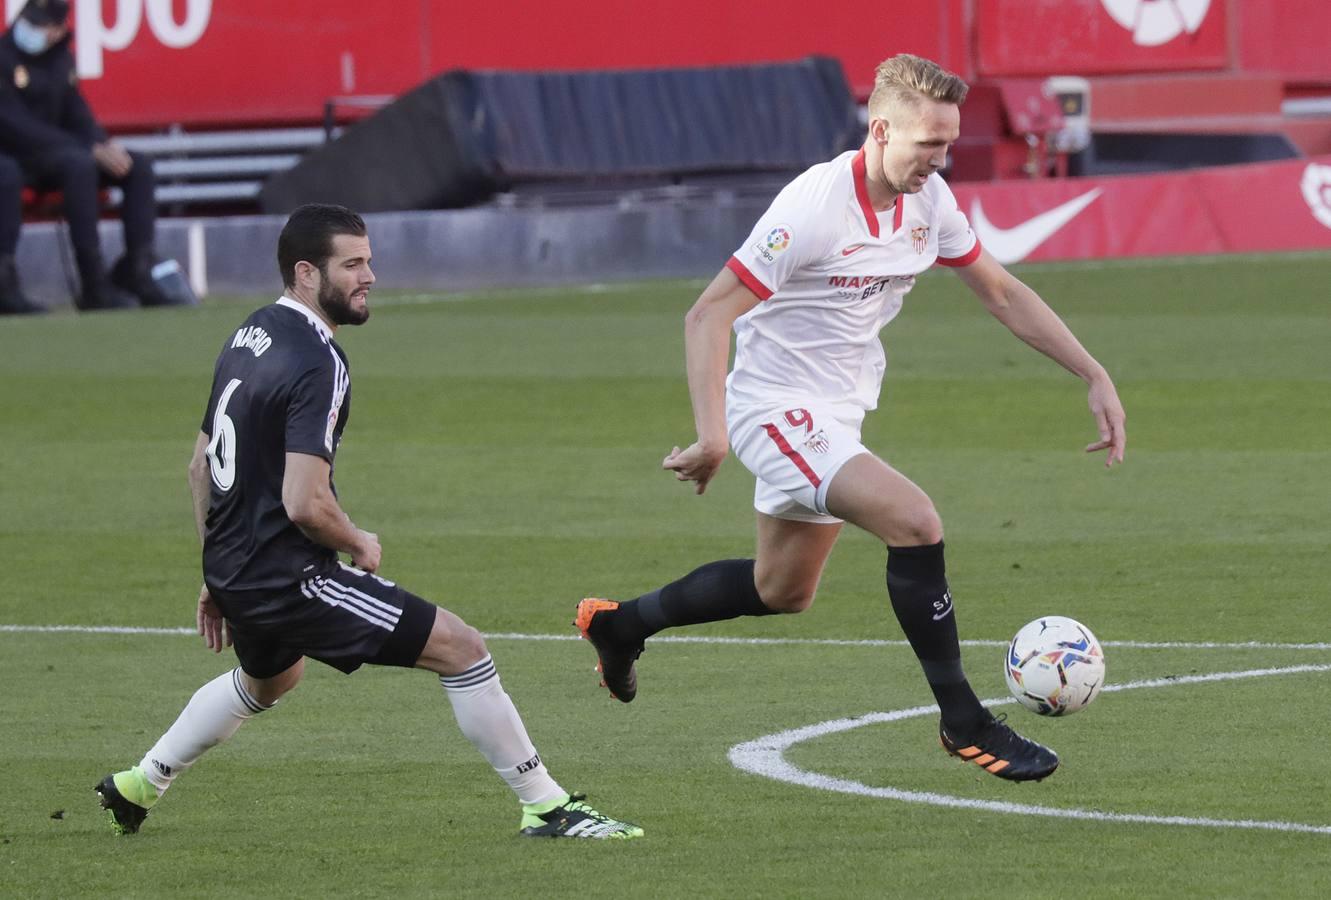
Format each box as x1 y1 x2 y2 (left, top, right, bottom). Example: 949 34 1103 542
975 0 1228 76
1235 0 1331 84
23 0 1329 130
73 0 431 129
72 0 969 129
432 2 969 87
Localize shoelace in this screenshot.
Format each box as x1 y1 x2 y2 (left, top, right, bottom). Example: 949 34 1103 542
563 794 609 820
978 713 1031 754
564 794 635 829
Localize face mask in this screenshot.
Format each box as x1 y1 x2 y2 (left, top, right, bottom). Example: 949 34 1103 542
12 18 53 56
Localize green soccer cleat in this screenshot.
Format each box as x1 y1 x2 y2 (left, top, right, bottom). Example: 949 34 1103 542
94 766 158 835
520 792 644 840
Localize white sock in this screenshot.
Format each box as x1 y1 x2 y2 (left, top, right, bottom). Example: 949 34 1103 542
439 655 564 806
139 668 272 795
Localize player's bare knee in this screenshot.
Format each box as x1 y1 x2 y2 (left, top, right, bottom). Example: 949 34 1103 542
423 608 487 667
766 590 816 613
755 578 817 613
247 658 304 706
451 622 487 662
889 503 944 547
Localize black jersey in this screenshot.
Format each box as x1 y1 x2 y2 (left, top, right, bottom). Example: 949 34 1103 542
199 298 351 593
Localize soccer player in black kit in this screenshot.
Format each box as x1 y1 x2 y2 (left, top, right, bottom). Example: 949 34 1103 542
95 204 642 840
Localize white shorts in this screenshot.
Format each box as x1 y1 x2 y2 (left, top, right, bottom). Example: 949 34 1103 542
727 399 870 525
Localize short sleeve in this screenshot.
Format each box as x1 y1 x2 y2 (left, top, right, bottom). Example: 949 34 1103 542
934 179 982 267
285 363 342 462
199 353 228 436
728 176 832 300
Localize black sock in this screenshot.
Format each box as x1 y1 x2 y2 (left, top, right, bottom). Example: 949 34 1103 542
886 541 987 735
610 559 775 644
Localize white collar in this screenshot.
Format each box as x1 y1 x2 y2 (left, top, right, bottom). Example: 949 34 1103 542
275 296 333 341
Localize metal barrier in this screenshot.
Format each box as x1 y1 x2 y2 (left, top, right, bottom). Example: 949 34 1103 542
114 127 334 207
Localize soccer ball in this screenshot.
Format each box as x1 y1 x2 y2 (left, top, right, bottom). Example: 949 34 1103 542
1003 616 1105 716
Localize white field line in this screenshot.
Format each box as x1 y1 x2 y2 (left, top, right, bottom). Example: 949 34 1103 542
372 279 709 308
728 663 1331 836
1004 248 1331 274
9 623 1329 832
3 624 1331 652
366 252 1331 308
356 251 1331 310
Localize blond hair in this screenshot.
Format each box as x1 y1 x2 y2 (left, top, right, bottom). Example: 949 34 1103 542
867 54 968 120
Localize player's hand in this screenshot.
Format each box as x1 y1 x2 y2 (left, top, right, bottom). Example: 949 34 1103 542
1085 374 1126 467
92 141 133 179
663 442 727 495
352 530 381 573
196 585 231 653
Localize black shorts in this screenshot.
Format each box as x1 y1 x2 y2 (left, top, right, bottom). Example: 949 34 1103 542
209 562 436 679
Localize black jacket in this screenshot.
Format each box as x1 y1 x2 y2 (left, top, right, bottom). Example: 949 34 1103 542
0 28 106 163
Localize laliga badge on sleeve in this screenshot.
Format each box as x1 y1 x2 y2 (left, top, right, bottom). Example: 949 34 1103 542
753 225 793 266
14 65 29 90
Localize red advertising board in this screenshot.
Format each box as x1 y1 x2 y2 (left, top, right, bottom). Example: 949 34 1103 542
1194 159 1331 252
431 1 969 94
1236 0 1331 84
975 0 1229 76
951 175 1223 261
51 0 967 129
68 0 431 129
8 0 1324 133
947 157 1331 264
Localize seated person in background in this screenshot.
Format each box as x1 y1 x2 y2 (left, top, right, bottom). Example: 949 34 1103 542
0 0 178 314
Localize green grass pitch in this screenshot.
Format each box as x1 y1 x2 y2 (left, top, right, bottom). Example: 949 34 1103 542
2 253 1330 897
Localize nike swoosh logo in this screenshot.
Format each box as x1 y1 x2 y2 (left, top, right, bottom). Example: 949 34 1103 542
970 188 1102 264
841 244 866 256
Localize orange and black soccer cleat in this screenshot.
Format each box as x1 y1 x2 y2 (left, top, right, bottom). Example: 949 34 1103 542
939 713 1059 782
574 599 644 703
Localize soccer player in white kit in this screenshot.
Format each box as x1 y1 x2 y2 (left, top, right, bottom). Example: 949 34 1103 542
577 54 1126 781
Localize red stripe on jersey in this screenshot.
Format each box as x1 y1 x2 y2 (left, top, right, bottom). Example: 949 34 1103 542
851 149 880 238
762 423 822 488
893 195 904 232
726 256 774 300
937 239 983 268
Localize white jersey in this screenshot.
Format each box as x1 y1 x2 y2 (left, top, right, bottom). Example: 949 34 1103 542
726 148 982 412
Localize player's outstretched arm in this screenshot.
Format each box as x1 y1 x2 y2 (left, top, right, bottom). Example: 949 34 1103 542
187 431 230 650
282 452 382 570
196 584 231 652
952 249 1126 466
663 267 764 493
188 431 211 544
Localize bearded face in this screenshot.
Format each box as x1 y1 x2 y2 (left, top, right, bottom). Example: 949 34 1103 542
317 266 370 326
314 234 374 326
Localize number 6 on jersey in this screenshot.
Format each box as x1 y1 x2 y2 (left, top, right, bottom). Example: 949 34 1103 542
207 378 242 491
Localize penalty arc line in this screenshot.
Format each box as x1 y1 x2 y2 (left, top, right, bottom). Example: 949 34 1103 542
728 663 1331 836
